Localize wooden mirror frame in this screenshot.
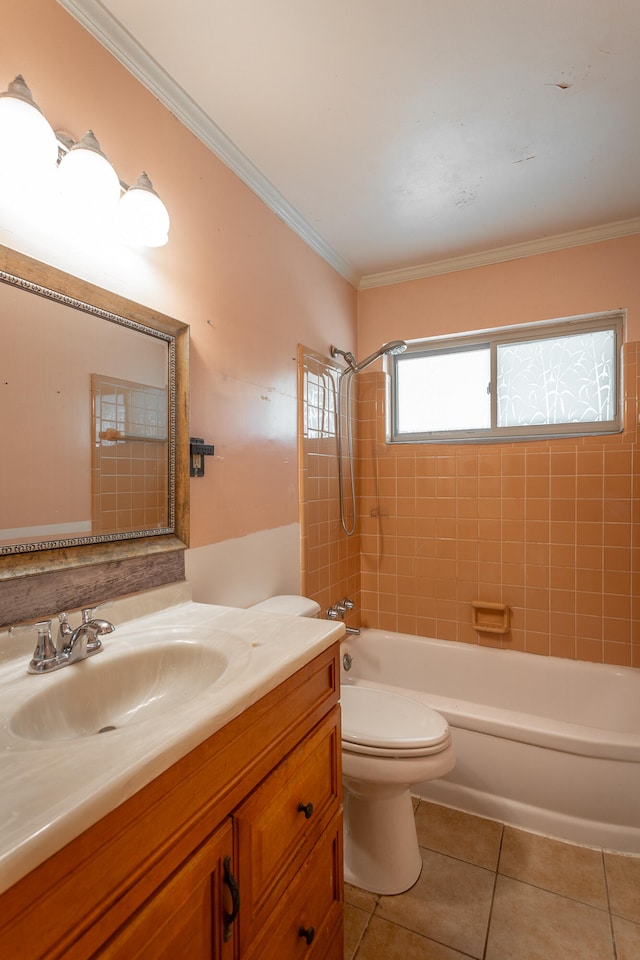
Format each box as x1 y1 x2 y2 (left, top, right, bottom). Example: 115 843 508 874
0 244 190 585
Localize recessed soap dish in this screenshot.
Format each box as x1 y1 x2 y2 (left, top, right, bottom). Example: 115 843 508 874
471 601 511 635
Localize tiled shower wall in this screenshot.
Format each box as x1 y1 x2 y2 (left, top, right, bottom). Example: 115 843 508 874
299 347 360 620
357 341 639 666
300 342 639 666
91 376 168 535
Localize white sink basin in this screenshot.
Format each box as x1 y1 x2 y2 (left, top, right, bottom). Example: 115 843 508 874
10 640 240 741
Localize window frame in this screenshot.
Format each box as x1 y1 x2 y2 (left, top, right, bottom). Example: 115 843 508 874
389 311 625 444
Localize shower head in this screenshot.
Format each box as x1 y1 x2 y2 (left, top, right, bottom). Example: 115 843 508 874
354 340 407 372
383 340 408 357
330 340 407 374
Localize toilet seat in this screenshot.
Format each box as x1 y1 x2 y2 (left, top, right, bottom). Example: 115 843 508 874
341 685 450 757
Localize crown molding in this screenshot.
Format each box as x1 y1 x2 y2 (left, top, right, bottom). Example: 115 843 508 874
57 0 359 286
358 218 640 290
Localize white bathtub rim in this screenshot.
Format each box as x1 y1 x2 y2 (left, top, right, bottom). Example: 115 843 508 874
351 629 640 728
359 629 639 683
341 677 640 763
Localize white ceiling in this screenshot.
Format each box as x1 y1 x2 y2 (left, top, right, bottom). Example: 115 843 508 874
61 1 640 287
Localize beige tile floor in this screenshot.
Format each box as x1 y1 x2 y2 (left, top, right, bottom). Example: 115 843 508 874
344 800 640 960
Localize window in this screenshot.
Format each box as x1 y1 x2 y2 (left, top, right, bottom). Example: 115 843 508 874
390 313 623 443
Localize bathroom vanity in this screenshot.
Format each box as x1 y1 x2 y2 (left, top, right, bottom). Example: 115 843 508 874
0 601 344 959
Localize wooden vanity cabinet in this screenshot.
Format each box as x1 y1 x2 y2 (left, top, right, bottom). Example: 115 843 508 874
0 643 343 960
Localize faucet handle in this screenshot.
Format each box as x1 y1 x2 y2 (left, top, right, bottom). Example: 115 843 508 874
81 602 111 624
341 597 355 611
56 612 73 643
9 620 58 673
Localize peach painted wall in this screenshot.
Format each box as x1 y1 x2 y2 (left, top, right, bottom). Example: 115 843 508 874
357 236 640 352
354 236 640 665
1 1 357 602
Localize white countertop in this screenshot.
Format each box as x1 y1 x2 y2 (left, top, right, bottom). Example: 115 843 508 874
0 598 344 895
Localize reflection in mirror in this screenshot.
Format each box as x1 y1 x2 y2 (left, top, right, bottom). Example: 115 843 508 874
0 245 189 570
91 374 168 535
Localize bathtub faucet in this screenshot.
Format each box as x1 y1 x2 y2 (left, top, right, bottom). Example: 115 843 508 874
327 598 360 635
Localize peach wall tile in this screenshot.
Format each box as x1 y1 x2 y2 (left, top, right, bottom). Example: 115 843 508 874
604 499 632 523
526 633 551 656
502 453 526 475
550 635 576 659
525 539 549 562
577 450 605 474
604 642 632 666
550 565 575 591
577 637 605 663
457 518 479 540
603 616 631 645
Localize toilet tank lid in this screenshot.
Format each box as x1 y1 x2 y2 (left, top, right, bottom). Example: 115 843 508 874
250 595 321 617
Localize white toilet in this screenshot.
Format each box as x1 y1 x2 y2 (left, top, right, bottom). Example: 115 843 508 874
341 684 455 894
249 596 455 895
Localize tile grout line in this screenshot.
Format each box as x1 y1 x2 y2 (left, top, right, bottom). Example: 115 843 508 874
602 850 620 960
349 892 380 960
480 823 505 960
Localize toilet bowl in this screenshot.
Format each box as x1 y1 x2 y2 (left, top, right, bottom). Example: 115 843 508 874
341 684 455 895
249 597 455 895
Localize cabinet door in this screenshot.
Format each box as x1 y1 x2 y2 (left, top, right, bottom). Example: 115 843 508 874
96 818 237 960
235 708 341 948
244 812 343 960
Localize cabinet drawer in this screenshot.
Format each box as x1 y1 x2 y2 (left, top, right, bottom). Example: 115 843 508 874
244 812 343 960
236 707 341 944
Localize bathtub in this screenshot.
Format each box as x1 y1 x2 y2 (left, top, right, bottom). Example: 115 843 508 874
340 629 640 853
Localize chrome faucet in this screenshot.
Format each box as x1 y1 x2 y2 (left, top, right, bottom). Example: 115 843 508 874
10 605 115 674
326 597 360 635
62 613 115 664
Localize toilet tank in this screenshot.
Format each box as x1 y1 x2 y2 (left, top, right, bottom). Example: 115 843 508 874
249 595 321 618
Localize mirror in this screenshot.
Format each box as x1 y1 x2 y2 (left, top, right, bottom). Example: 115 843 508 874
0 244 189 580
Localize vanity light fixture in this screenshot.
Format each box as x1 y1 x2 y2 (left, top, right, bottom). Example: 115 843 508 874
0 75 59 187
0 75 170 247
57 129 121 223
118 171 170 248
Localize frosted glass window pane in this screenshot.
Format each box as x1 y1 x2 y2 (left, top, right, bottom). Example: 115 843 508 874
397 347 490 433
497 330 615 427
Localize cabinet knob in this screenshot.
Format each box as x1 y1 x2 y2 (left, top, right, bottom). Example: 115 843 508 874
297 801 314 819
299 925 315 945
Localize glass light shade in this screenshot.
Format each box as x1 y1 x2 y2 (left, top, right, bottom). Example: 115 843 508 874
0 75 59 187
117 172 170 247
57 130 121 223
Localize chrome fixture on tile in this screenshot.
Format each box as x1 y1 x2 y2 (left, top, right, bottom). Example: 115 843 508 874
326 597 360 635
342 652 353 671
9 605 115 674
